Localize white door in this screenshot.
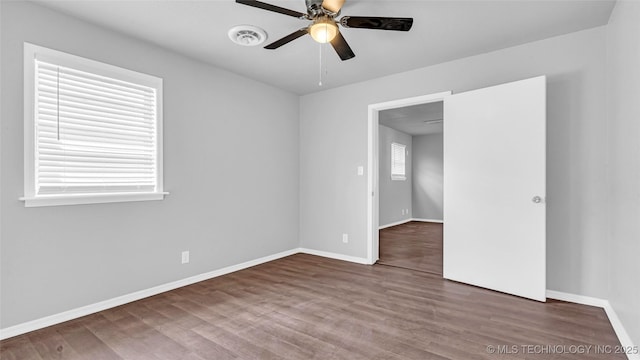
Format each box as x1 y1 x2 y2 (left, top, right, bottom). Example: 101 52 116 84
443 76 546 301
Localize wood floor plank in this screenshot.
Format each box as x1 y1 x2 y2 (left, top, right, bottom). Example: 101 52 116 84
267 307 413 360
0 335 44 360
192 323 281 360
154 323 238 360
56 319 123 360
28 325 83 359
82 313 164 360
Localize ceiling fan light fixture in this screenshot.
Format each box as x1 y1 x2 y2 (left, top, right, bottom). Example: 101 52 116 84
310 17 338 43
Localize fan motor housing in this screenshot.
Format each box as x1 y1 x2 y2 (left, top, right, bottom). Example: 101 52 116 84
305 0 324 17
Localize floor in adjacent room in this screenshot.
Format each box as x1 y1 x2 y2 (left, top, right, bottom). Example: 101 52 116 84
378 221 443 275
0 253 624 359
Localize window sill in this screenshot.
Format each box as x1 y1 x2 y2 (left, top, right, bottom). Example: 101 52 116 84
391 175 406 181
19 192 169 207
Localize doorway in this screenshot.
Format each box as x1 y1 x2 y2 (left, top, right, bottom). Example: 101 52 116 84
366 92 451 265
376 100 445 275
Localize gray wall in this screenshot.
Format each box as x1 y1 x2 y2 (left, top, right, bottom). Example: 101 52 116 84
300 26 609 297
412 133 443 221
378 125 412 226
0 1 299 329
606 1 640 347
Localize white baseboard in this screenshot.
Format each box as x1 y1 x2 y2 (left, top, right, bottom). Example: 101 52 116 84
298 248 371 265
603 304 640 360
411 218 444 224
378 218 412 229
547 290 639 360
0 248 299 340
378 218 444 229
546 290 608 307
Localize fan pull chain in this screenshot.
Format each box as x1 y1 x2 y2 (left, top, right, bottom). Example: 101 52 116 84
318 43 323 86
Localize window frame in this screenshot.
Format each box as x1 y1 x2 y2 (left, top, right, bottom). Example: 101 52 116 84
22 43 166 207
390 142 407 181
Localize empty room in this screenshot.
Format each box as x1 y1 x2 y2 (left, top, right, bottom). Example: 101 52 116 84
1 0 639 359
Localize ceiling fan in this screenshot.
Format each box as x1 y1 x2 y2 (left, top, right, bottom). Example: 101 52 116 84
235 0 413 61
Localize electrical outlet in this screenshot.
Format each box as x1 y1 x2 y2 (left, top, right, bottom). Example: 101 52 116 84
357 166 364 176
342 233 349 244
181 251 190 264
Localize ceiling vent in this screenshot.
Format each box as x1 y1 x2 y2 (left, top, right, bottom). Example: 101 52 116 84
228 25 268 46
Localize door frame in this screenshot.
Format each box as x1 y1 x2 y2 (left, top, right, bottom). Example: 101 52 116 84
366 91 452 265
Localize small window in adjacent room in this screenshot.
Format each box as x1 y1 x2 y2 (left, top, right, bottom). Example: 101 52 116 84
391 142 406 180
21 43 166 207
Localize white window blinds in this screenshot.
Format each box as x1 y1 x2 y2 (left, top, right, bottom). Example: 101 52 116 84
391 142 406 180
23 43 164 206
34 60 158 195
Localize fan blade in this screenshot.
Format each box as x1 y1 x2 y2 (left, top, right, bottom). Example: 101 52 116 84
264 28 309 49
330 31 355 61
236 0 306 18
340 16 413 31
322 0 345 13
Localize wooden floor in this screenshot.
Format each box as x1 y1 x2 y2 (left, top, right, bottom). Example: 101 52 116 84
1 254 623 360
379 221 443 275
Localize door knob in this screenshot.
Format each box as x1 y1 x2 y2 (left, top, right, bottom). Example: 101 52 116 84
532 196 543 203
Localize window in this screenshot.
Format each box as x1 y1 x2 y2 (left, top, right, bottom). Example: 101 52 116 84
391 142 406 180
22 43 165 207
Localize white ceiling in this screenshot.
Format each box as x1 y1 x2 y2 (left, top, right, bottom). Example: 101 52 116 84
380 101 443 136
32 0 615 95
